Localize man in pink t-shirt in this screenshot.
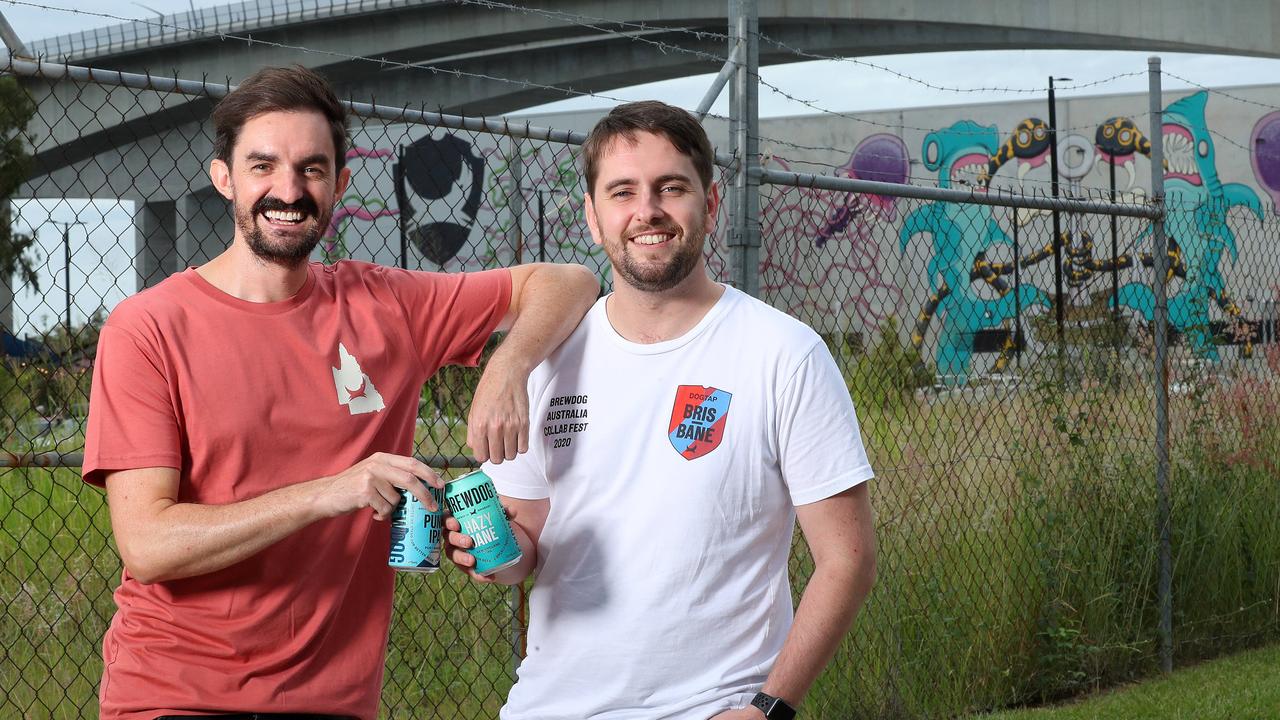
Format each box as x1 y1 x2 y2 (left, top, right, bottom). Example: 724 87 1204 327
82 66 598 720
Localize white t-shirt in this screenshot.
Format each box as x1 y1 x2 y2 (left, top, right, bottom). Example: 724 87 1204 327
485 285 874 720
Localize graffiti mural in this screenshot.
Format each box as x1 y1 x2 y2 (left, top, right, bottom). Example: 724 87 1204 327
897 120 1051 384
1115 92 1263 359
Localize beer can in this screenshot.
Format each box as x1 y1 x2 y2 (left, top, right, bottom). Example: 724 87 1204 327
444 469 522 576
388 483 444 573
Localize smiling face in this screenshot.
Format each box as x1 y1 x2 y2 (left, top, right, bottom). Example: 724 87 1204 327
210 109 350 266
585 131 718 294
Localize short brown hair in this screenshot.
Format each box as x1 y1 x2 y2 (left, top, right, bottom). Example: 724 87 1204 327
581 101 713 196
212 65 349 172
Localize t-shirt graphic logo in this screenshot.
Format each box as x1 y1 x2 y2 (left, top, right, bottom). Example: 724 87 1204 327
332 343 386 415
668 385 732 460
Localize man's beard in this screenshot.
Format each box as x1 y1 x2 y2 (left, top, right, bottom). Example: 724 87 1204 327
235 194 329 266
607 216 706 293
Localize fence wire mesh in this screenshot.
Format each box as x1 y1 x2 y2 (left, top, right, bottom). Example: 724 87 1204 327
2 63 1279 719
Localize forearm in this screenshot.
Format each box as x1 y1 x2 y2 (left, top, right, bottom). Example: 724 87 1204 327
111 478 329 584
490 264 597 375
761 555 875 705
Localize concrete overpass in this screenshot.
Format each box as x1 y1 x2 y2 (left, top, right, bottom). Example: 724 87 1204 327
7 0 1280 315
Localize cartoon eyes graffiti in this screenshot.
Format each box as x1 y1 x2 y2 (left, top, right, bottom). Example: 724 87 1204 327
925 140 939 165
1016 128 1032 147
1198 140 1209 158
1119 129 1132 144
1033 126 1047 141
1102 125 1115 139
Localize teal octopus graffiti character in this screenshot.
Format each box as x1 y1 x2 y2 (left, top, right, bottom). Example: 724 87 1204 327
899 120 1050 385
1116 91 1263 359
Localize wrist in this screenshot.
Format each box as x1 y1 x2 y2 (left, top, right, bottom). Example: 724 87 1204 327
485 344 536 379
750 691 797 720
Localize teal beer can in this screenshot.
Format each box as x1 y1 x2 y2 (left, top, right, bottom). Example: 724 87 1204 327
389 483 444 573
444 469 522 575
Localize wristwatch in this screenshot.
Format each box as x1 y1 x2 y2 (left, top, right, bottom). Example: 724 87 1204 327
750 691 797 720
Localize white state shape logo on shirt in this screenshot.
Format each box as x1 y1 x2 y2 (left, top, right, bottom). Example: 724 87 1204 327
332 343 386 415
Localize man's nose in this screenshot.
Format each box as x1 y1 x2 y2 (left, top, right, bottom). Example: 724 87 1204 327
634 189 666 224
272 171 306 203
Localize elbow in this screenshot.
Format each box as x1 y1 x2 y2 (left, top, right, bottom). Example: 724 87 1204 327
861 547 878 595
566 263 600 301
117 546 178 585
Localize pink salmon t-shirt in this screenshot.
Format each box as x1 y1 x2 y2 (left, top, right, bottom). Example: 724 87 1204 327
83 261 510 720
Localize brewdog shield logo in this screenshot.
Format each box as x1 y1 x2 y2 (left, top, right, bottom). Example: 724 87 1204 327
668 385 732 460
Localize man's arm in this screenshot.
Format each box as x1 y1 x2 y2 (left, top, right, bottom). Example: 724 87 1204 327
104 453 441 584
467 263 597 464
714 482 877 719
444 494 549 585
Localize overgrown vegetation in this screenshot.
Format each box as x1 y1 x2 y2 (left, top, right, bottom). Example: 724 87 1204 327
3 320 1279 718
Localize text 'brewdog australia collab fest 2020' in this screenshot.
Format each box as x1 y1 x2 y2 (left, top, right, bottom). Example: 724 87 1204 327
388 483 444 573
445 469 523 575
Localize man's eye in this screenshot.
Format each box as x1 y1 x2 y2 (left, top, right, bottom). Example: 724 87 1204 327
662 185 686 194
612 190 633 199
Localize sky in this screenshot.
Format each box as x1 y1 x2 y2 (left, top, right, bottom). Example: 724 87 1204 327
6 0 1280 332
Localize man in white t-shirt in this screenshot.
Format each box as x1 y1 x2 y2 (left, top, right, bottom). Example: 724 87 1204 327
446 101 877 720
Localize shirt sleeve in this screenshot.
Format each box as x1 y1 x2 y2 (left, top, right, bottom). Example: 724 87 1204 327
82 324 182 487
384 266 512 372
777 342 875 506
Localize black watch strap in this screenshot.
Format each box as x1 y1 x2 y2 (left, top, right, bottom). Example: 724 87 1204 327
750 691 797 720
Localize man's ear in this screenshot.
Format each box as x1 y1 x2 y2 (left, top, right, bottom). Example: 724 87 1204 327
210 159 233 201
584 192 603 247
705 182 720 234
334 165 351 203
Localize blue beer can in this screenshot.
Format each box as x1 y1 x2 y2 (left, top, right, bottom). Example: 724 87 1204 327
388 483 444 573
444 469 522 576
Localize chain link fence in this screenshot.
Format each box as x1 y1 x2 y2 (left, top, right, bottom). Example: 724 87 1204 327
3 60 1279 719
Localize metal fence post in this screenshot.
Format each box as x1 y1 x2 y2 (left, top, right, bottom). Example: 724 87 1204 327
1147 55 1174 675
727 0 760 298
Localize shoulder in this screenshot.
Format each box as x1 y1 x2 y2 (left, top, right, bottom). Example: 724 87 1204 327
103 271 196 336
722 287 825 353
326 260 506 292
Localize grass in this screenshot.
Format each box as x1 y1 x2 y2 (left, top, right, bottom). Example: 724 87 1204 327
3 336 1280 718
975 643 1280 719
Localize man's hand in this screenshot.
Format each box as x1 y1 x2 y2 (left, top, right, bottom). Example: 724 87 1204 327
444 495 546 586
314 452 442 521
466 357 529 464
468 262 596 463
443 512 497 583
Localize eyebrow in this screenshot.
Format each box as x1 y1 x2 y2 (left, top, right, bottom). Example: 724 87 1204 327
243 151 331 168
601 173 694 193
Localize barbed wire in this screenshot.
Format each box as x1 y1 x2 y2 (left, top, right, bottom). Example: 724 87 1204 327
753 31 1150 95
1161 70 1280 115
457 0 1153 98
2 0 730 119
5 0 1153 141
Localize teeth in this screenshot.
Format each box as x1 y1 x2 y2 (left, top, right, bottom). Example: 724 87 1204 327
264 210 305 222
1162 131 1195 176
632 234 669 245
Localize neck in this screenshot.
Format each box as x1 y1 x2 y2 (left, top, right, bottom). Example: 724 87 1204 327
605 268 725 344
195 237 311 303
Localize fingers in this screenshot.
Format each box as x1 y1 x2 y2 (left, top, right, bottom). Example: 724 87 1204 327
472 410 526 465
442 520 496 583
467 422 491 465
